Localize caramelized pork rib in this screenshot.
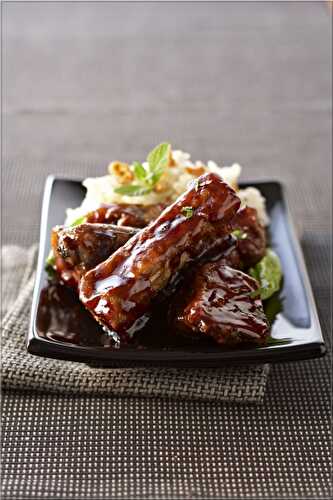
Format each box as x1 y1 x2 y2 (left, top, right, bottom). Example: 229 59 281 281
80 173 241 339
231 206 266 267
58 223 139 275
85 203 166 228
51 224 138 287
172 263 269 346
51 227 79 288
203 206 266 269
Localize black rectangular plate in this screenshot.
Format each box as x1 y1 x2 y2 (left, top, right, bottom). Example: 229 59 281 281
28 176 326 367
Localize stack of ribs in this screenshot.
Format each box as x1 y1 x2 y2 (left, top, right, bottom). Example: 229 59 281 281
50 173 269 346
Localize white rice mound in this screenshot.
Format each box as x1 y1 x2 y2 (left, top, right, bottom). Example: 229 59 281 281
65 149 269 226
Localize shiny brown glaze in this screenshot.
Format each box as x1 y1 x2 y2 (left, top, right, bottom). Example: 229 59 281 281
37 280 279 350
37 283 107 346
80 173 241 339
85 203 166 228
51 223 138 288
172 263 269 346
37 282 208 349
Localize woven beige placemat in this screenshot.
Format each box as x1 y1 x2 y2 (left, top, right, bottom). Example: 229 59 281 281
1 245 270 403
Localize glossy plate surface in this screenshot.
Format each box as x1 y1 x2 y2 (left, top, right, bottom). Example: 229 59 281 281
28 176 326 367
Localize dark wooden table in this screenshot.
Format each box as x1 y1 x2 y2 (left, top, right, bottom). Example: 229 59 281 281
2 3 332 499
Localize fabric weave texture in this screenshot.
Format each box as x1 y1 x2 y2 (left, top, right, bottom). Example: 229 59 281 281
1 245 269 403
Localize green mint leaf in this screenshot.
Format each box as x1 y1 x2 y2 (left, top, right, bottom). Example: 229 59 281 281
249 248 282 300
114 184 152 196
70 215 86 227
181 206 194 219
133 161 147 183
266 336 290 346
46 250 55 267
232 229 248 240
147 142 170 173
45 251 56 278
263 292 283 325
146 166 165 187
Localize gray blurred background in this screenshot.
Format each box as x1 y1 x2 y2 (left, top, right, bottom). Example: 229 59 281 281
3 2 332 243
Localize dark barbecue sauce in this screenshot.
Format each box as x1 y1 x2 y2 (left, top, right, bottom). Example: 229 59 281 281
37 281 282 351
37 282 205 349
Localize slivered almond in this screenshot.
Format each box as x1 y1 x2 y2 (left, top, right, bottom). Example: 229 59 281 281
108 161 134 184
155 180 168 193
185 165 206 177
167 149 177 167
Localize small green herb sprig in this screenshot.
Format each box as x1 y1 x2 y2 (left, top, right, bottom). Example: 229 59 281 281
181 206 194 219
45 251 56 278
70 215 86 227
114 143 171 197
231 228 248 240
266 337 290 346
